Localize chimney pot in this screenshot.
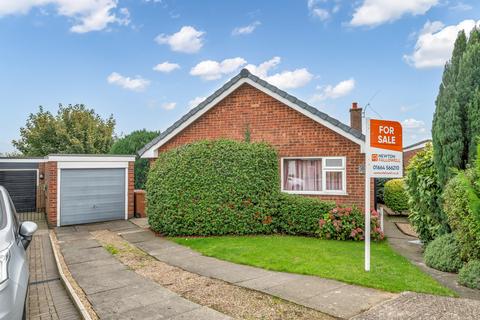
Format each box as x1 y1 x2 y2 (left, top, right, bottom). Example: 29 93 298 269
350 102 362 132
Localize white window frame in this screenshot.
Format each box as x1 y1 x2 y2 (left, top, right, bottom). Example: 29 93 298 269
280 156 347 195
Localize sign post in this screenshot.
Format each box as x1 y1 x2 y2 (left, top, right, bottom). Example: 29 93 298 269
364 118 403 271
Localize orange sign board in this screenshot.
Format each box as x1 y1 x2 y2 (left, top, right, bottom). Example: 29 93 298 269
369 119 403 151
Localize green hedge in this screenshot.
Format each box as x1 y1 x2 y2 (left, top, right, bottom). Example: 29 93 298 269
458 260 480 289
424 233 463 273
443 169 480 262
275 194 335 236
405 144 450 243
147 140 280 236
384 179 408 212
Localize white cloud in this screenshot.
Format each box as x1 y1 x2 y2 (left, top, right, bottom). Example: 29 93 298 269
350 0 439 27
245 57 313 89
402 118 429 142
188 96 206 109
311 78 356 102
232 21 261 35
107 72 150 92
307 0 331 21
155 26 205 53
161 102 177 110
404 19 480 68
153 61 180 73
0 0 130 33
190 57 247 80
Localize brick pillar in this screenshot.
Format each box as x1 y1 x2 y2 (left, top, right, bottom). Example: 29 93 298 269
45 161 58 226
128 161 135 219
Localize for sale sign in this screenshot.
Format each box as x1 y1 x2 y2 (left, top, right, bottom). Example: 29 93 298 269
367 119 403 178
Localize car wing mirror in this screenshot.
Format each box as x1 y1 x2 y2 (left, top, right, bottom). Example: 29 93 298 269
19 221 37 249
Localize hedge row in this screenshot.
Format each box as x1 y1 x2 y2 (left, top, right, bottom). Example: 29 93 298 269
384 179 408 213
146 140 373 238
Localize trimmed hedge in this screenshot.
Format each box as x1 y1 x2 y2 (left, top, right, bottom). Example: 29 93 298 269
424 233 463 272
384 179 408 212
276 194 335 236
458 260 480 290
443 170 480 262
147 140 280 236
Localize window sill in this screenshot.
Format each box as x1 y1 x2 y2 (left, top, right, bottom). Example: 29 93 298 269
281 190 348 196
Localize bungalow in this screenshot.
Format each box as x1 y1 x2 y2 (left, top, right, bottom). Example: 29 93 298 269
403 139 432 170
139 69 373 210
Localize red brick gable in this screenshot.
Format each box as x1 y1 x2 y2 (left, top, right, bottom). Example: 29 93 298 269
155 83 371 209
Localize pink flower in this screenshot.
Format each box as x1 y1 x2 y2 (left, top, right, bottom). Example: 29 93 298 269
319 219 326 227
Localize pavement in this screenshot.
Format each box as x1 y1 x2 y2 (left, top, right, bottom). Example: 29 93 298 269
125 219 395 319
384 215 480 300
55 220 231 320
25 220 80 320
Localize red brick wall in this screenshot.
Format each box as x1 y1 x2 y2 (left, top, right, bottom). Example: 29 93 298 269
128 161 134 218
153 83 373 210
45 161 57 226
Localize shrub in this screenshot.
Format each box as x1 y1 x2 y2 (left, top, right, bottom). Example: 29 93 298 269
405 144 450 243
424 233 463 272
318 207 384 241
146 140 281 236
375 178 390 204
275 194 335 236
458 260 480 290
384 179 408 212
443 170 480 261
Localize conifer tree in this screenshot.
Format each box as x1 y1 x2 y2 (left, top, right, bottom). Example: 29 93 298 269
432 31 467 183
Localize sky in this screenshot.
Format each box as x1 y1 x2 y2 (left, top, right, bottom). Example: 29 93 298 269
1 0 479 153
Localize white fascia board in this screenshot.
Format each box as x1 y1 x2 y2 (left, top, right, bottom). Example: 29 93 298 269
141 78 365 158
47 155 135 162
57 161 130 169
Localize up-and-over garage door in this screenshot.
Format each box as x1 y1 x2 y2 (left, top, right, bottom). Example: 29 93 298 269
0 170 37 212
59 168 126 226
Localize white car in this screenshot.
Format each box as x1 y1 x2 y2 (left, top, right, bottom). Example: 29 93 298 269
0 186 37 320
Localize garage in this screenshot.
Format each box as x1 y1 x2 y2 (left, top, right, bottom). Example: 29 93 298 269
48 155 135 227
59 168 126 225
0 159 44 213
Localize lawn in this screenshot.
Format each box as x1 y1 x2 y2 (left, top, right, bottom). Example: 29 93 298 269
172 235 455 296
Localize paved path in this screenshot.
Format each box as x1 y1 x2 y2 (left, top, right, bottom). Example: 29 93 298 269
123 220 395 319
384 215 480 300
352 292 480 320
27 228 80 320
55 221 231 320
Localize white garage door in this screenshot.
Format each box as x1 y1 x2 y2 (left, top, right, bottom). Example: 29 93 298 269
59 168 126 226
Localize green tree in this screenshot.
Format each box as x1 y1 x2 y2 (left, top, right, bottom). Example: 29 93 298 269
13 104 115 156
110 129 159 189
432 30 467 184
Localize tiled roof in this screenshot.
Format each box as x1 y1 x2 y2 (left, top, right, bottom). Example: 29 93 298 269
139 68 365 156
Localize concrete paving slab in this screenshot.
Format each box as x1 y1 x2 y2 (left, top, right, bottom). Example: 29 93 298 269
57 239 101 250
68 257 126 276
56 231 93 242
167 306 232 320
120 230 158 243
236 271 305 291
134 238 185 252
89 283 177 318
108 296 201 320
302 284 396 319
265 276 347 302
73 269 143 295
61 246 112 265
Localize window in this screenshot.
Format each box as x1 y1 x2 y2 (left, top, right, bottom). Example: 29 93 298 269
282 157 346 194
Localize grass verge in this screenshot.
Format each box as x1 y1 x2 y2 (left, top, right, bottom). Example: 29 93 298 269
172 235 456 296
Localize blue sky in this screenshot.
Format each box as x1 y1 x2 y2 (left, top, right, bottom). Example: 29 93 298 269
1 0 479 153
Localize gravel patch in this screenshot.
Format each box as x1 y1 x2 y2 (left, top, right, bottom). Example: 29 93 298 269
91 230 334 320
